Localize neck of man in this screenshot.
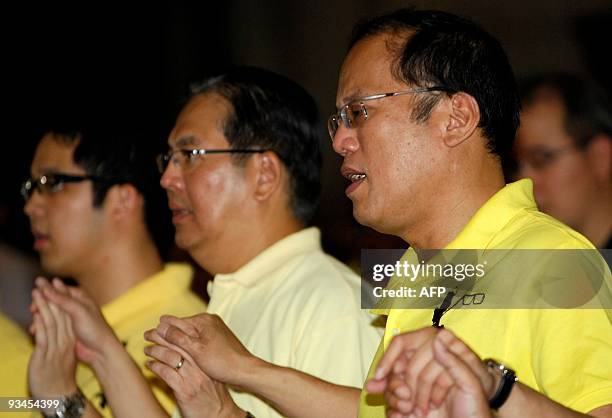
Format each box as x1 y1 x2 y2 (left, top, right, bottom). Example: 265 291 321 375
75 232 164 307
194 209 304 275
401 152 506 249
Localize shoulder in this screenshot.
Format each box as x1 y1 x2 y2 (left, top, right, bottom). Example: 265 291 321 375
494 207 595 249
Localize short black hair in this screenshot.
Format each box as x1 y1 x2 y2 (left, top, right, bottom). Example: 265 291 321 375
350 8 520 161
189 66 322 225
39 124 173 259
520 73 612 147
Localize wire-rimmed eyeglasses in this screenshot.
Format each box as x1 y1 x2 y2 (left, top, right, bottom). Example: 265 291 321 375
156 148 269 173
327 86 454 140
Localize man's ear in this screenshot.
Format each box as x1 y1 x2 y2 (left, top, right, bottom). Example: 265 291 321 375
107 183 140 219
252 151 283 202
442 92 480 147
585 135 611 182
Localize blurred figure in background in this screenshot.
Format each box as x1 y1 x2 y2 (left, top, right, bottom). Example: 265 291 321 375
515 74 612 248
23 124 206 417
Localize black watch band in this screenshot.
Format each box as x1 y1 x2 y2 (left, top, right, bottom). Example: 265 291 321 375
485 359 518 410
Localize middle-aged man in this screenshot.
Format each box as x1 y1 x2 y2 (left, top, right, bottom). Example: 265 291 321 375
35 67 381 418
514 73 612 248
142 8 612 418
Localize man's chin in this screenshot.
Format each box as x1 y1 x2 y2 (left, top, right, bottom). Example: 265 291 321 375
39 257 67 278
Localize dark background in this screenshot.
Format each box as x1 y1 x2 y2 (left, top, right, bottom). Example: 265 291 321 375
2 1 611 273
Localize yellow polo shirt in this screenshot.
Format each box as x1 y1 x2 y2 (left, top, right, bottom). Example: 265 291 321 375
359 179 612 416
76 263 206 417
0 311 32 417
207 227 382 418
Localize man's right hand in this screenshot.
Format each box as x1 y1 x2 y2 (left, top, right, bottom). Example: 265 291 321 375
38 278 122 367
144 313 259 387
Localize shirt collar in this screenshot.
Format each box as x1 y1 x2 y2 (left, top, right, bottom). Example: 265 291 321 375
371 179 537 315
101 263 193 326
211 227 322 289
445 179 537 250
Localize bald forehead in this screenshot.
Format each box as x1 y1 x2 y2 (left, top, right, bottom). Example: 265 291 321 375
337 32 412 106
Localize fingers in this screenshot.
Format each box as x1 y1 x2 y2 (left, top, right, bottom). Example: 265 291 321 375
39 281 82 318
31 312 47 352
160 324 195 353
429 372 453 408
52 279 75 342
144 344 184 371
364 376 389 394
159 315 199 338
144 328 171 347
436 329 490 388
32 286 56 352
433 336 483 392
375 328 438 380
385 373 413 415
144 328 196 368
146 348 214 397
365 349 414 394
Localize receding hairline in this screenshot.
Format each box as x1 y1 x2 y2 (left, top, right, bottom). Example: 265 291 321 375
345 28 419 87
180 91 234 139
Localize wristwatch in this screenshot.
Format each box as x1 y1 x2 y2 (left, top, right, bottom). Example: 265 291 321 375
484 358 518 410
42 389 86 418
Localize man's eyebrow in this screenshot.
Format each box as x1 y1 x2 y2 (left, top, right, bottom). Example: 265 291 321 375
173 135 198 148
338 89 366 107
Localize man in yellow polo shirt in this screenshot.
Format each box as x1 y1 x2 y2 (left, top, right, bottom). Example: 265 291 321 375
330 7 612 418
22 125 206 417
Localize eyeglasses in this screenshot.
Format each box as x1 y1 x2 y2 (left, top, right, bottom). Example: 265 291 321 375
156 148 268 173
21 172 115 201
327 86 454 140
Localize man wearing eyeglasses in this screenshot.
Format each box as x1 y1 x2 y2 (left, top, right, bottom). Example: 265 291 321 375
142 8 611 418
514 74 612 249
333 8 612 418
34 67 381 418
22 126 207 417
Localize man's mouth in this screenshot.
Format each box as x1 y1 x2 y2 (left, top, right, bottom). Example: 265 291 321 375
168 204 192 223
341 168 367 194
31 231 50 250
347 173 366 182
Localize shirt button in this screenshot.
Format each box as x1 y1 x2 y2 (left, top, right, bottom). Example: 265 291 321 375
391 327 401 335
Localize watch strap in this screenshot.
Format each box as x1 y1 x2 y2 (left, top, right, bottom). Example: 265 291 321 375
485 359 517 410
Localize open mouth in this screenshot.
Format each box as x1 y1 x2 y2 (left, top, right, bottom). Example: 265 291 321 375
347 173 366 182
342 169 367 195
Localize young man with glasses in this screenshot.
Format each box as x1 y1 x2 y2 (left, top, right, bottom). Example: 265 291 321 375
514 74 612 248
23 125 207 418
35 67 381 418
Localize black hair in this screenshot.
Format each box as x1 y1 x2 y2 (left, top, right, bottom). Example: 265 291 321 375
350 8 521 161
520 73 612 147
39 123 173 259
189 66 322 225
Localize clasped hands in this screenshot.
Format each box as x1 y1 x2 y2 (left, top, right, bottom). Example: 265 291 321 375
366 327 499 418
144 313 254 418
